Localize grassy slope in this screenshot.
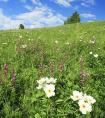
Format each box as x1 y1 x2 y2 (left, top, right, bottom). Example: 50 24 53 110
0 21 105 117
1 20 105 56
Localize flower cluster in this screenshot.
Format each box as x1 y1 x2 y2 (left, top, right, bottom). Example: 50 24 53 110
37 77 56 98
89 52 98 58
90 39 96 44
71 91 96 114
21 44 27 48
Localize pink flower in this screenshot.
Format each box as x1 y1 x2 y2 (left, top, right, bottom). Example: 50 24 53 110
12 70 16 81
4 64 8 78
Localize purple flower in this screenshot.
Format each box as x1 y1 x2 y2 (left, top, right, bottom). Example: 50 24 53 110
12 70 16 81
4 64 8 77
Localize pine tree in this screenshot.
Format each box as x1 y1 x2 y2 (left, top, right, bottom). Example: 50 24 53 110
64 11 80 24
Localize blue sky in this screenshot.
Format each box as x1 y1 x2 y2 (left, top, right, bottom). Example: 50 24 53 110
0 0 105 29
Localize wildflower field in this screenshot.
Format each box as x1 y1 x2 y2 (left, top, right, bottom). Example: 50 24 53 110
0 21 105 118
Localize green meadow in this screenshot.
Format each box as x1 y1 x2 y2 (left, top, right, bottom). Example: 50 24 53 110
0 21 105 118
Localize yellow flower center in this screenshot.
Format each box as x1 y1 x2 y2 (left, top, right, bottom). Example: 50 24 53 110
82 105 86 108
48 90 51 93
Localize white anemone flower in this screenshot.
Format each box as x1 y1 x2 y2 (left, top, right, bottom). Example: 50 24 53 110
44 84 55 98
46 77 57 84
94 54 98 58
70 91 83 101
36 78 47 89
78 100 92 114
82 94 96 105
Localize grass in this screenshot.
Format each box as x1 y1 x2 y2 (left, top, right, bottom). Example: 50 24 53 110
0 20 105 118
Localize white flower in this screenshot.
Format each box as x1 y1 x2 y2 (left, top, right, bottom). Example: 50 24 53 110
46 77 57 84
94 54 98 58
28 38 31 41
55 40 58 44
90 40 95 44
37 77 57 90
37 77 57 98
78 100 92 114
36 78 47 89
19 35 22 38
89 52 93 54
70 91 83 101
44 84 55 98
82 94 96 105
21 44 27 48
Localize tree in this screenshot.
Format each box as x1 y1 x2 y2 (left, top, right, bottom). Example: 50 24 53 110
19 24 25 29
64 11 80 24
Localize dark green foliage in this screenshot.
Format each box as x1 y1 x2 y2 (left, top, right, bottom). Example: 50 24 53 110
19 24 25 29
64 11 80 24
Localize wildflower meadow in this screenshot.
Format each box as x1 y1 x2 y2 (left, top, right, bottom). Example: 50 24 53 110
0 21 105 117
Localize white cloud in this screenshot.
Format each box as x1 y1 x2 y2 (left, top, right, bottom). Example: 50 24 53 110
31 0 42 5
81 0 95 7
80 13 96 19
53 0 95 7
17 6 66 28
20 0 41 5
24 5 33 11
53 0 71 7
0 6 66 30
0 9 24 29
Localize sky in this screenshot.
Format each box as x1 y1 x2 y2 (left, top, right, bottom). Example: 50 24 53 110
0 0 105 30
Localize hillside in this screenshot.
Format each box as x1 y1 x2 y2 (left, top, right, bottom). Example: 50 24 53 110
0 21 105 118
